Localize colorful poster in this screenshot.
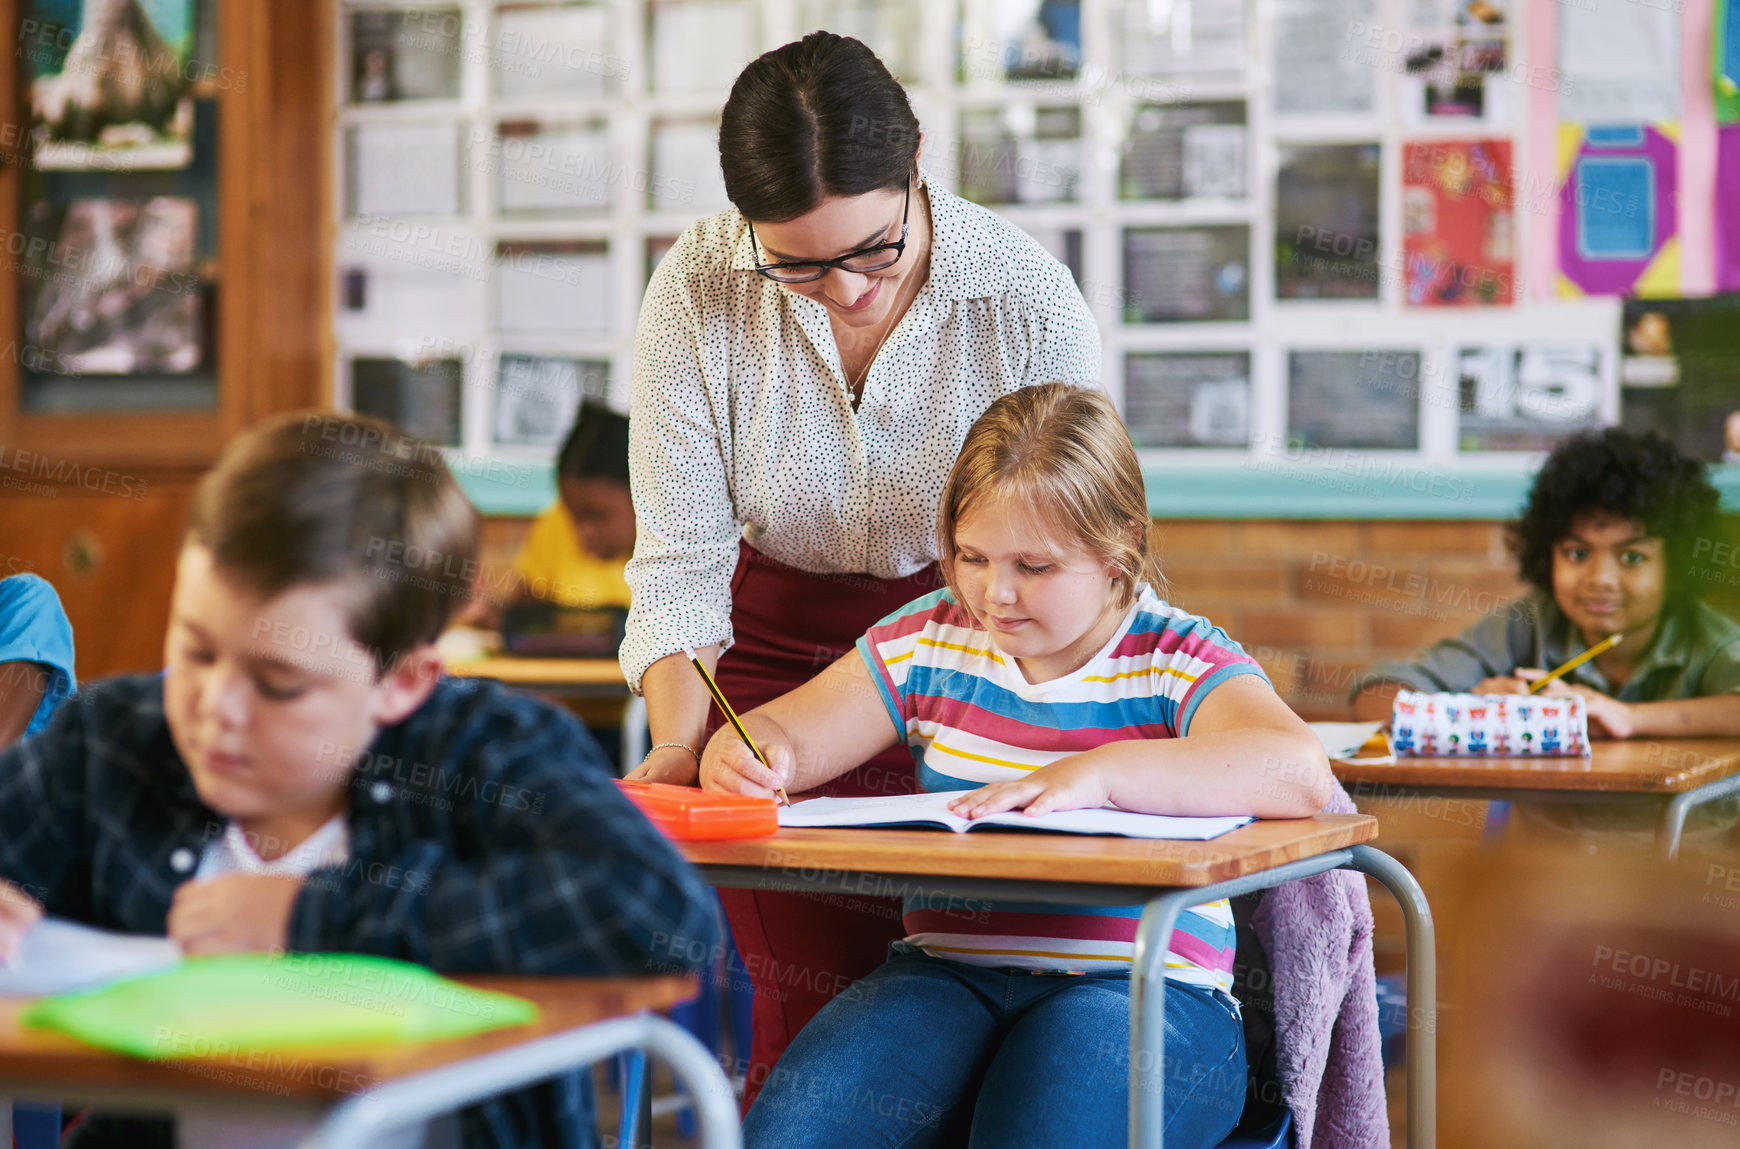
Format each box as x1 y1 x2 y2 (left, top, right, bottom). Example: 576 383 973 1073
1402 140 1514 305
1719 127 1740 290
1556 124 1679 298
1719 0 1740 124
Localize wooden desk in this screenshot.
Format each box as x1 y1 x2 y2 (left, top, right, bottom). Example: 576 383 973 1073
0 975 737 1149
682 817 1437 1149
446 657 647 767
1333 739 1740 858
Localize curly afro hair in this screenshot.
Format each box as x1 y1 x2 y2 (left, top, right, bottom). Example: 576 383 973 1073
1507 428 1719 618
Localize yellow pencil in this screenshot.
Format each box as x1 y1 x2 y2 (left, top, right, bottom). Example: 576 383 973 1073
683 646 790 805
1528 631 1625 694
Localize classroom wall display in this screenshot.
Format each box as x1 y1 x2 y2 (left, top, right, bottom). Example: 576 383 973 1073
25 0 194 169
1719 128 1740 290
958 0 1081 82
801 0 921 81
492 3 618 100
1557 124 1678 298
1122 226 1250 323
648 117 730 212
1273 0 1377 116
1287 349 1421 450
490 120 612 216
1455 343 1603 451
1402 139 1514 306
1619 295 1740 464
495 242 612 337
347 123 466 217
649 0 756 92
1557 3 1679 125
351 357 463 446
1123 352 1252 448
350 7 464 103
1398 0 1511 127
1275 143 1382 300
1114 0 1247 83
22 197 202 374
494 355 609 448
1120 101 1247 201
1720 0 1740 123
956 104 1082 205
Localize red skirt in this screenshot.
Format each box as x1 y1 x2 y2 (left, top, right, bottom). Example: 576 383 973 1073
712 541 941 1106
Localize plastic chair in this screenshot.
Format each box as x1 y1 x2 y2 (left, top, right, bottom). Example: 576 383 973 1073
12 1104 61 1149
1216 1110 1292 1149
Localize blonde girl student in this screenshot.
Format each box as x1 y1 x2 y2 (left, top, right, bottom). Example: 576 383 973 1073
701 383 1332 1148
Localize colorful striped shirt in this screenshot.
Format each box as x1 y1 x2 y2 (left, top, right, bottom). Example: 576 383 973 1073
856 584 1268 990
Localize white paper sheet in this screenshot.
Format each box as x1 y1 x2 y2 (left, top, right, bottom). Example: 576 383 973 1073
1309 721 1394 763
778 791 1253 840
0 918 181 996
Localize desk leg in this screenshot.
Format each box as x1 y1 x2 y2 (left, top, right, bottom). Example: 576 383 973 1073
304 1015 739 1149
1657 773 1740 860
1347 845 1435 1149
1129 850 1359 1149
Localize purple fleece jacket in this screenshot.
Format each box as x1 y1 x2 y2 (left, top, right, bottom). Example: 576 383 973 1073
1250 781 1388 1149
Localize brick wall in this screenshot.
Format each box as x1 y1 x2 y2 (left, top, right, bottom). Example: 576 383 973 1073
1152 520 1529 721
479 512 1740 721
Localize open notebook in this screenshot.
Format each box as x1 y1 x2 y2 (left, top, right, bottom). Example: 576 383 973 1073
0 919 181 996
777 791 1252 841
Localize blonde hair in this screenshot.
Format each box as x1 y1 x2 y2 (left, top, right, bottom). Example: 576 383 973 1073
938 383 1164 615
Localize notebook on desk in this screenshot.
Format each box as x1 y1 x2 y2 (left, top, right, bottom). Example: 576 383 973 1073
0 919 181 996
498 602 627 658
777 791 1253 841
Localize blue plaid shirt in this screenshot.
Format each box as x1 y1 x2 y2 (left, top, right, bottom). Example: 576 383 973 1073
0 673 720 1149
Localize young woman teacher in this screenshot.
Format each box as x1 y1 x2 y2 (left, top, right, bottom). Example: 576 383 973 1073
621 32 1100 1098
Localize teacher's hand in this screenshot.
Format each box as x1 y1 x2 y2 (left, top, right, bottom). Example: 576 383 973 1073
625 745 701 786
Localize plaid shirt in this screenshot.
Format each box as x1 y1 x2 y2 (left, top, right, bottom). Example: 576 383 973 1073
0 673 721 1149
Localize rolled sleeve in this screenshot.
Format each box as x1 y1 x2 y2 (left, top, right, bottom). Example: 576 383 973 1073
621 245 743 692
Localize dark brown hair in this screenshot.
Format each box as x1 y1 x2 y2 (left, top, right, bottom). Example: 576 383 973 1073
186 412 479 670
718 31 919 222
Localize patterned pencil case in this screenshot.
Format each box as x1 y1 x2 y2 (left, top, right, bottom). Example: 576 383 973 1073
1390 689 1590 757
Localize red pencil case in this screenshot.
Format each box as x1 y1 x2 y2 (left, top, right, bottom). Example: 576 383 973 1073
614 780 780 841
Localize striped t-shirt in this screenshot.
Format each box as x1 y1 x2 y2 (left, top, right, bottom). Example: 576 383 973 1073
856 583 1268 991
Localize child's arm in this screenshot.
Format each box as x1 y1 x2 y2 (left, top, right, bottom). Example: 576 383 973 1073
950 675 1333 820
1350 599 1543 720
700 649 900 797
289 695 722 977
1528 678 1740 739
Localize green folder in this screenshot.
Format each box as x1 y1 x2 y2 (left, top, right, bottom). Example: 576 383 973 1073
23 953 538 1059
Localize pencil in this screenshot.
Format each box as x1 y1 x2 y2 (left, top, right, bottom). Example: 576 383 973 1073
1527 631 1624 694
683 646 791 805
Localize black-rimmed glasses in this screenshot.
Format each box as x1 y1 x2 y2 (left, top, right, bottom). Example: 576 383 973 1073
748 177 912 284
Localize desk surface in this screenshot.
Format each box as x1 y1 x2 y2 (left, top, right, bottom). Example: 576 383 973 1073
0 974 693 1102
1332 738 1740 793
681 815 1376 888
445 657 626 688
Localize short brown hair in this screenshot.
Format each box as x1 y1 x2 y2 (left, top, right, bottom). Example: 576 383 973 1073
186 412 478 670
938 384 1164 615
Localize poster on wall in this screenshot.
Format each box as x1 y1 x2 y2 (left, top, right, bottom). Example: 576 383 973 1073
1719 0 1739 123
1273 0 1377 116
1123 352 1252 448
1287 350 1422 450
1402 140 1513 306
1275 143 1382 300
24 0 195 169
1122 226 1250 323
494 356 608 449
23 197 202 374
1558 4 1680 124
1557 124 1678 298
1120 101 1247 201
1456 344 1604 452
1720 128 1740 291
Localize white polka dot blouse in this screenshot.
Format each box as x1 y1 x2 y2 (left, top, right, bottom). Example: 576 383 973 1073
621 173 1102 692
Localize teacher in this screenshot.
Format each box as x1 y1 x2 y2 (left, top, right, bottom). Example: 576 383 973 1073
621 32 1100 1098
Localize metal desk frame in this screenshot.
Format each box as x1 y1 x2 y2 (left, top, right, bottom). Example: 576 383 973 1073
700 841 1434 1149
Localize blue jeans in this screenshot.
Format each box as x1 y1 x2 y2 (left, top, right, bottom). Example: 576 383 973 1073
743 944 1246 1149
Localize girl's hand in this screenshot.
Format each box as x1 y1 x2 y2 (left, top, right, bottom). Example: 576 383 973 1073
947 754 1111 820
1525 677 1635 739
700 727 792 799
625 745 701 785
